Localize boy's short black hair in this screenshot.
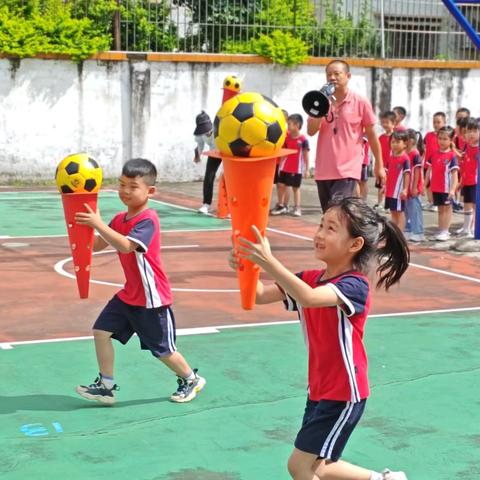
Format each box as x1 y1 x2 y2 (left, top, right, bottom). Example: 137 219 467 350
287 113 303 128
466 117 480 131
393 106 407 117
122 158 157 186
380 111 396 123
433 111 446 120
456 107 470 117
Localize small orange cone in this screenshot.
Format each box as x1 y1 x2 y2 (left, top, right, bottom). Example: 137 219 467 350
222 156 277 310
61 192 97 299
216 174 230 219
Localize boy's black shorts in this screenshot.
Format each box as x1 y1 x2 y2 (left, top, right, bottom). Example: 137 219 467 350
461 185 476 204
278 171 302 188
295 398 366 461
94 295 177 357
432 192 451 206
385 196 405 212
360 165 369 182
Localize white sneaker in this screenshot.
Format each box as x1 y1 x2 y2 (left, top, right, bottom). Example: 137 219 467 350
198 204 211 215
456 227 467 235
410 233 425 242
292 207 302 217
382 469 408 480
435 231 450 241
403 231 412 240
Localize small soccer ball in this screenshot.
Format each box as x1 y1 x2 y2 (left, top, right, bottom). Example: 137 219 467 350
213 92 286 157
223 74 242 93
55 153 102 194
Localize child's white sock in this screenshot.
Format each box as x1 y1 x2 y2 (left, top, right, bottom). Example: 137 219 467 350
370 472 383 480
463 210 473 230
100 374 115 389
184 371 196 382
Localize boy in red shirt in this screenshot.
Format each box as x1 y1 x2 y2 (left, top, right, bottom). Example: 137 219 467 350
423 112 446 212
74 158 206 404
457 118 479 237
375 111 396 211
271 114 310 217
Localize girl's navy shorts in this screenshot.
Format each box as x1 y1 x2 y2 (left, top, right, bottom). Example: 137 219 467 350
294 398 367 461
385 196 405 212
94 295 177 357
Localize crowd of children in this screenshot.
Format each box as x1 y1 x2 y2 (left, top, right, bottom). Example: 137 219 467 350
376 106 478 241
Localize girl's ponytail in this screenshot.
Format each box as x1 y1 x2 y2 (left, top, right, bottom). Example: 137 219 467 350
375 215 410 290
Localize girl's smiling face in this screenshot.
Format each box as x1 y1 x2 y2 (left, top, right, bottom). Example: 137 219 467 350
437 131 453 151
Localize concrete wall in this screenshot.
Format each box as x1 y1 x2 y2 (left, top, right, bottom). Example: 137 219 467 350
0 57 479 182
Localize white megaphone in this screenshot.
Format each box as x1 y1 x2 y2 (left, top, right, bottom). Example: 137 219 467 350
302 83 336 118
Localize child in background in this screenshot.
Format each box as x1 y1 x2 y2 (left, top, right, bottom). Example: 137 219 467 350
452 115 470 212
75 159 206 404
404 129 425 242
193 111 219 215
375 111 396 211
393 106 407 131
426 126 459 241
423 112 446 212
456 117 479 238
271 109 290 213
384 130 411 231
230 197 410 480
358 135 370 200
271 114 310 217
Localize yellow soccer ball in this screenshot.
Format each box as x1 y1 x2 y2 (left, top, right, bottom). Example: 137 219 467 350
55 153 103 194
223 74 242 93
213 92 286 157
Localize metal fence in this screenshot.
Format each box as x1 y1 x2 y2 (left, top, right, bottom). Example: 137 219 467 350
12 0 480 60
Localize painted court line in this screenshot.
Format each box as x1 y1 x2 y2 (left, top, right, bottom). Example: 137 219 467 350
53 248 239 293
268 226 480 286
2 305 480 350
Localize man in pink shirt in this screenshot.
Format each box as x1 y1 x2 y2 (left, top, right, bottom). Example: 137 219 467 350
307 60 385 212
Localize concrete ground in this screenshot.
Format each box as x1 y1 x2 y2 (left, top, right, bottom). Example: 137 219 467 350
159 176 480 257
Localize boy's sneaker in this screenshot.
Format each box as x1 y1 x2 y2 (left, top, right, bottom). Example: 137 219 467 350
435 231 450 241
270 205 287 216
382 468 408 480
170 369 206 403
76 375 119 405
292 207 302 217
198 204 211 215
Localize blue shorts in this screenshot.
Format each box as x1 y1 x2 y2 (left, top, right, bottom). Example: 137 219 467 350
294 398 366 461
385 196 405 212
94 295 177 357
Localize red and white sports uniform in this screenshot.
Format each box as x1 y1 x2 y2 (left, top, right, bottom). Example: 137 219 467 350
423 131 439 165
460 145 479 186
385 153 410 199
284 270 370 402
281 134 310 174
109 209 173 308
408 148 423 195
378 133 392 170
426 150 459 193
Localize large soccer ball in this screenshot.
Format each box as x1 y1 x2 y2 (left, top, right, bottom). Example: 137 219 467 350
55 153 102 194
213 92 286 157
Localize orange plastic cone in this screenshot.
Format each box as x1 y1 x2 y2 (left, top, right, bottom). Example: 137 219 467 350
61 192 97 298
222 156 277 310
216 174 230 219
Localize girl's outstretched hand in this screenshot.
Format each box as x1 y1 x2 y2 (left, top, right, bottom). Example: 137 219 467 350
237 225 273 269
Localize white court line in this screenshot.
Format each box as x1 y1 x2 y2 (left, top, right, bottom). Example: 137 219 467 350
2 305 479 350
53 247 239 293
268 226 480 286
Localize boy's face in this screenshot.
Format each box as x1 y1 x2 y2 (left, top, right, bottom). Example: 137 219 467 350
433 115 445 131
466 128 480 146
118 175 155 210
287 120 300 134
381 118 394 133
